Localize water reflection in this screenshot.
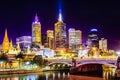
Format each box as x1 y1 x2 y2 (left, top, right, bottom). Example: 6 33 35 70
0 68 118 80
103 66 116 80
0 71 70 80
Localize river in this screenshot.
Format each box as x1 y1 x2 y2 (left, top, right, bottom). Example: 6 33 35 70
0 70 118 80
0 65 119 80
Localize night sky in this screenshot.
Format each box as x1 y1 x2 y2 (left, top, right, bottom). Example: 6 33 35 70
0 0 120 50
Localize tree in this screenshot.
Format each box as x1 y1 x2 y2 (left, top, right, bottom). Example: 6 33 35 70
16 52 24 69
33 55 44 67
0 53 8 61
0 53 8 68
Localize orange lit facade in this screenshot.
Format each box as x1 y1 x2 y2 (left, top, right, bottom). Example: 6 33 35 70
2 29 9 52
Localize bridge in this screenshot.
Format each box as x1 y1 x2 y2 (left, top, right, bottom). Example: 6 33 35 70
47 57 119 74
48 57 117 68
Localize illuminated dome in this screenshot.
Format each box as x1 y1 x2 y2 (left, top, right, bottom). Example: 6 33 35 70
90 29 98 32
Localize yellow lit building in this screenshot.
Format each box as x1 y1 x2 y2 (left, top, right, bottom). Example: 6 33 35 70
2 29 9 52
99 38 107 50
68 28 82 51
54 12 67 50
8 39 14 53
47 30 54 49
32 14 41 46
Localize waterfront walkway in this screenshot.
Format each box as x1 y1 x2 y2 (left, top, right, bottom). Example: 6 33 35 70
0 69 42 75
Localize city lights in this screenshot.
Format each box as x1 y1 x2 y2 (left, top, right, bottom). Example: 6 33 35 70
0 3 118 80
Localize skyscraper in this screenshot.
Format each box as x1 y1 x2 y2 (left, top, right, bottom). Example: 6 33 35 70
68 28 82 50
2 29 9 52
32 14 41 46
69 28 76 50
99 38 107 50
47 30 54 49
75 30 82 49
54 12 67 50
88 29 99 48
42 34 47 47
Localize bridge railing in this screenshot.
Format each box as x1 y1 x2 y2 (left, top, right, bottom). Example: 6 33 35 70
48 56 117 61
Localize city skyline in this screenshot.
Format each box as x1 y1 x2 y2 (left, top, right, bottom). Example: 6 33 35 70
0 0 120 50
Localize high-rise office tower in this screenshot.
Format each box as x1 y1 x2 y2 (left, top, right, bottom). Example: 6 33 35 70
42 34 47 47
68 28 82 50
69 28 76 50
75 30 82 49
32 14 41 46
54 12 67 49
88 29 99 48
47 30 54 49
99 38 107 50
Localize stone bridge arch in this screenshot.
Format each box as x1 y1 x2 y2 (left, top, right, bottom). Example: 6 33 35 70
76 62 117 68
48 62 72 66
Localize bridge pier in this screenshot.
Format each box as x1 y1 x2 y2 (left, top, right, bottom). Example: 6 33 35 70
72 58 76 67
117 56 120 70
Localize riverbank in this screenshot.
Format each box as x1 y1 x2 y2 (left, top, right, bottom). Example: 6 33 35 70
69 75 104 80
0 69 42 75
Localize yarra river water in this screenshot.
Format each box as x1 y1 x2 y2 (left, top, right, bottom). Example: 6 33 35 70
0 68 119 80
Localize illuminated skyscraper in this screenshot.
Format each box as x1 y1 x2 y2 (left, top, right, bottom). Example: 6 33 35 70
99 38 107 50
54 12 67 49
47 30 54 49
88 29 99 48
2 29 9 52
68 28 82 50
75 30 82 49
32 14 41 46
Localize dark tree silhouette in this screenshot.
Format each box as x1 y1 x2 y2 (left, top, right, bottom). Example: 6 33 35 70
16 52 24 69
33 55 44 67
0 53 8 68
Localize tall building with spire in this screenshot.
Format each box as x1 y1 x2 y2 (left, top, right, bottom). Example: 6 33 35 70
2 29 9 52
54 11 67 50
32 14 41 46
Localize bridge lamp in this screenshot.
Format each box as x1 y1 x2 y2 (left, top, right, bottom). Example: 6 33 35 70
63 64 65 67
53 65 55 67
58 64 61 67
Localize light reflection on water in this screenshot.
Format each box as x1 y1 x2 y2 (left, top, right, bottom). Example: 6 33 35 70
0 68 118 80
0 71 70 80
103 66 116 80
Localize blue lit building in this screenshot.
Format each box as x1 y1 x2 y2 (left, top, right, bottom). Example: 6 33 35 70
87 29 99 48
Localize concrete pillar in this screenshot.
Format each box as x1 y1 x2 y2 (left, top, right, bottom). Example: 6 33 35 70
72 58 76 67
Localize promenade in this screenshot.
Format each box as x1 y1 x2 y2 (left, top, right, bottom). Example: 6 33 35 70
0 69 42 75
